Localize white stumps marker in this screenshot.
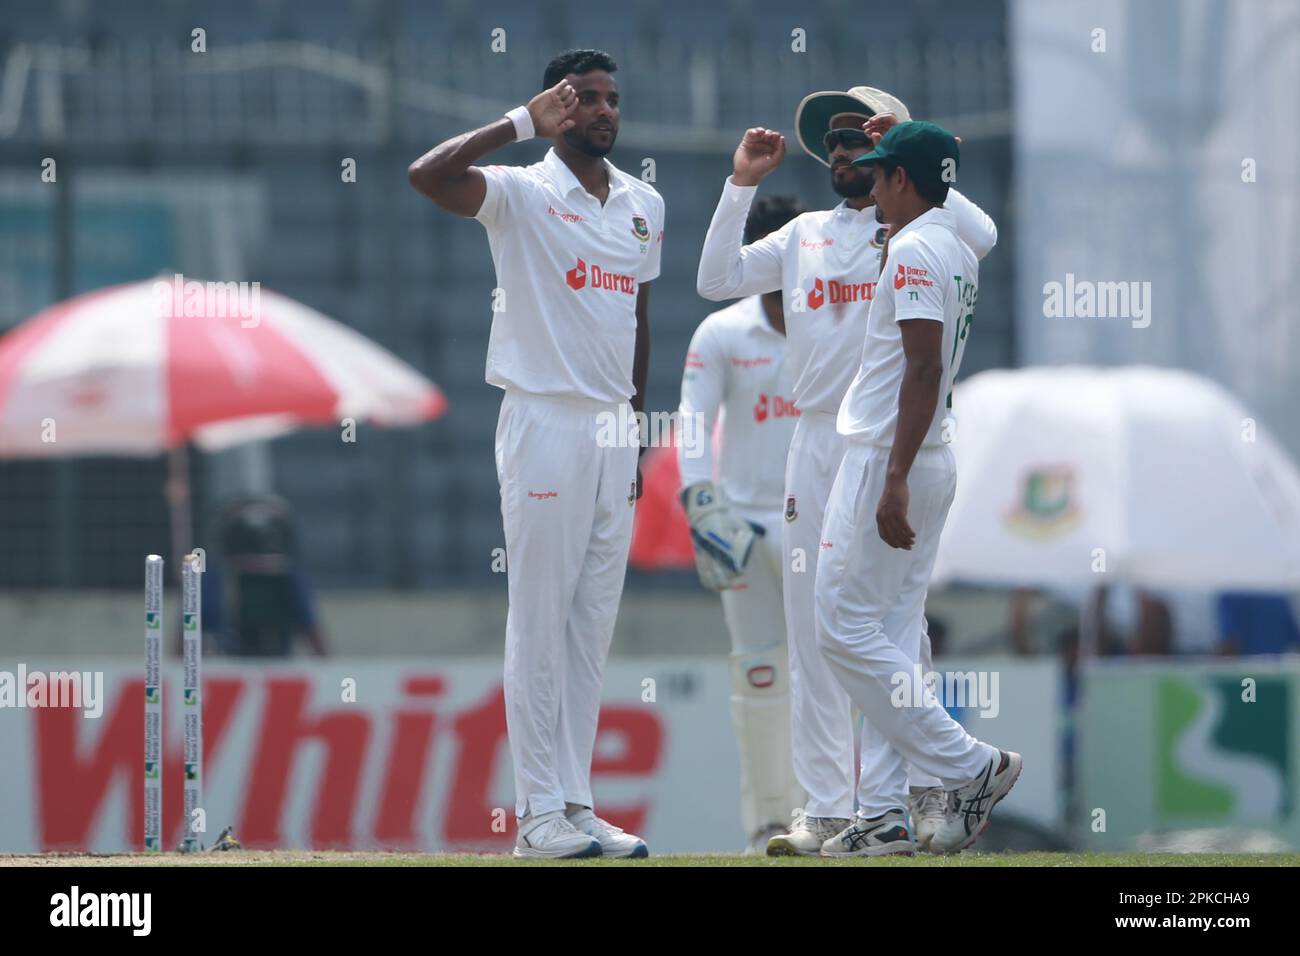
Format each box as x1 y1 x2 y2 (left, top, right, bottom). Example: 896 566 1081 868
144 554 164 852
181 554 203 852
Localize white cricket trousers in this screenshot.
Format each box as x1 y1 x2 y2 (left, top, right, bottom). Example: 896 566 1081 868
784 413 941 819
495 389 638 819
815 441 992 803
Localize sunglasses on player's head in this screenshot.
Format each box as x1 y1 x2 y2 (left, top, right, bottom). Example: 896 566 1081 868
823 127 873 153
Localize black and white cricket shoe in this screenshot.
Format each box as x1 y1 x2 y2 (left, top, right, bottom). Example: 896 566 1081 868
929 749 1023 854
819 808 917 857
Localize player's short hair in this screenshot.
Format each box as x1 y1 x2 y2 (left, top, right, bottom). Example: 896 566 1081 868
875 159 950 206
745 195 805 244
543 49 618 90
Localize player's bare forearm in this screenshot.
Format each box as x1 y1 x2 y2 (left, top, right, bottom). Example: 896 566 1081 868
888 363 942 483
408 82 578 217
406 119 515 217
887 323 945 485
632 283 651 499
632 283 651 419
877 346 941 550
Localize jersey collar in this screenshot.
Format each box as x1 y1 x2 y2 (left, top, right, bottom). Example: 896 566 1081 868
543 147 629 203
832 200 880 221
889 204 956 243
745 295 783 338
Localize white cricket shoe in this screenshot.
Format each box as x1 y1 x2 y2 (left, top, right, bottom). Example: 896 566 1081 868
766 809 852 857
566 808 649 859
908 786 949 852
747 823 788 855
930 750 1023 855
513 810 602 859
821 808 917 857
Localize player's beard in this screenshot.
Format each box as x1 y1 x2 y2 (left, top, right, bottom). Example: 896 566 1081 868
565 127 616 158
831 168 873 199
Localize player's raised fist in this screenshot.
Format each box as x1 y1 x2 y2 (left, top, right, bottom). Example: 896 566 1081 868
528 80 578 138
732 128 785 187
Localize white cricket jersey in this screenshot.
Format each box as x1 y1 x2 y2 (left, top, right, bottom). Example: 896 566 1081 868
697 178 995 417
678 296 797 511
837 206 979 447
474 148 665 403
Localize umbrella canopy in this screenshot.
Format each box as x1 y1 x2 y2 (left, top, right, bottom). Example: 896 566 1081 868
0 280 446 455
933 366 1300 590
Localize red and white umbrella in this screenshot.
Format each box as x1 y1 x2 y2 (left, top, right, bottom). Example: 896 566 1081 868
0 279 447 567
0 279 446 455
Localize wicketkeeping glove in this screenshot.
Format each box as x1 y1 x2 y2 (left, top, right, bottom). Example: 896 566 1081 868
681 480 765 591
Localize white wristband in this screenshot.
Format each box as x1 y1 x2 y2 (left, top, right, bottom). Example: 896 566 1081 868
505 106 534 142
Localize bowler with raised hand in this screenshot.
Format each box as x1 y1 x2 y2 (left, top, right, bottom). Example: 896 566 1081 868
407 49 663 860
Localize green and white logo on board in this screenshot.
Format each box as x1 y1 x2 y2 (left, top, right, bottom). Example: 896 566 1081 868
146 612 160 629
1002 465 1081 540
145 761 159 779
1156 676 1291 823
145 686 160 704
185 763 199 781
184 613 197 631
184 688 198 706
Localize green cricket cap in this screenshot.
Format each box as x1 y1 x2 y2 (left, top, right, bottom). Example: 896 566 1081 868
852 121 960 192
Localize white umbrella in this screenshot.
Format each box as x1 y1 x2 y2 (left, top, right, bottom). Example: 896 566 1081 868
0 280 447 566
934 365 1300 590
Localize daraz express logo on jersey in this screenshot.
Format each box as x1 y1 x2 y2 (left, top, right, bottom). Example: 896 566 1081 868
895 263 934 290
565 258 637 295
806 277 875 310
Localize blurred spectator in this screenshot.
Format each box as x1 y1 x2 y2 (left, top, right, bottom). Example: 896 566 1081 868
1007 587 1036 655
926 614 949 658
1217 591 1300 655
201 495 329 658
1009 585 1124 657
1130 589 1173 655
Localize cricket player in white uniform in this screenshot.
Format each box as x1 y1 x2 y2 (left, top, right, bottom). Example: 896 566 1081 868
816 121 1021 857
696 88 997 856
679 197 806 852
407 50 662 859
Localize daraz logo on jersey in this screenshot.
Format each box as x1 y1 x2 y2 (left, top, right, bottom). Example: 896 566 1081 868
806 277 875 310
753 394 799 423
565 258 636 295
